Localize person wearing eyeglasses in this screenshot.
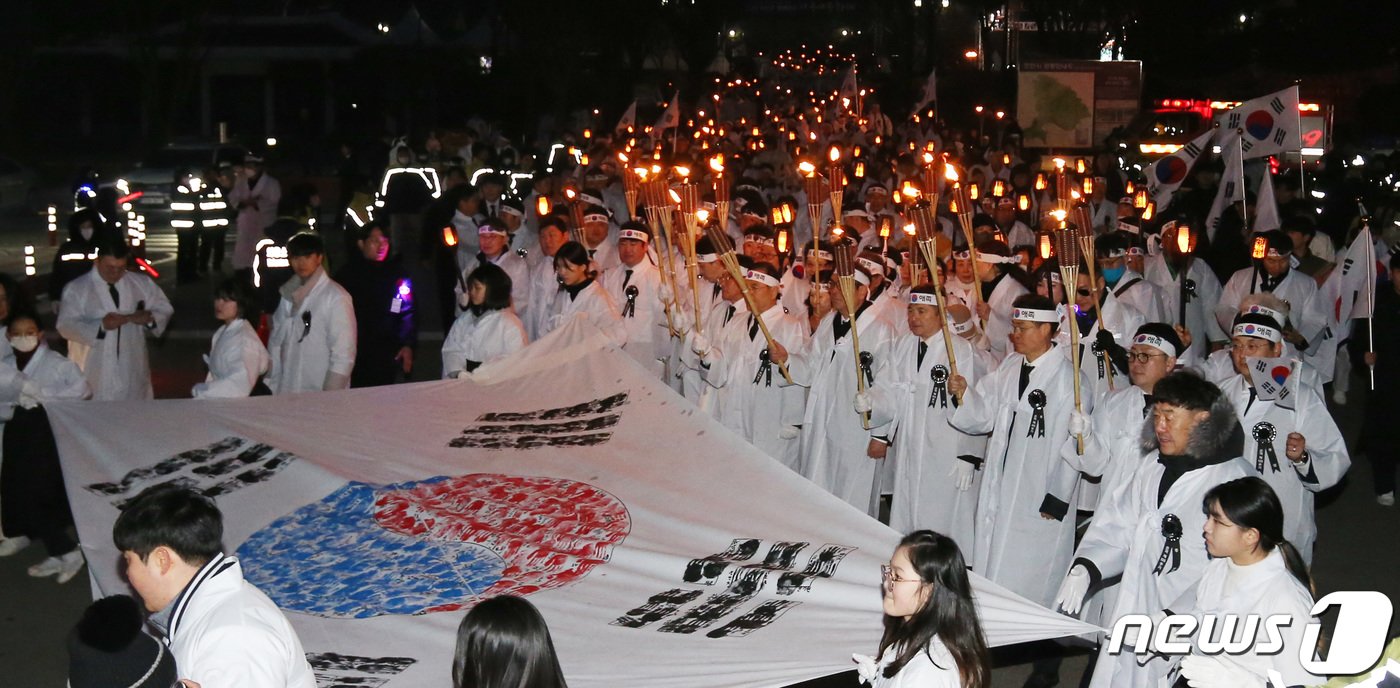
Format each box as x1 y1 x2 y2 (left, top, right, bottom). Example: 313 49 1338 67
852 530 989 688
1054 370 1251 688
1059 261 1145 408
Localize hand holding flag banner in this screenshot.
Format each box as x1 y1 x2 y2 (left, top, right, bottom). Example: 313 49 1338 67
1247 356 1297 410
1146 128 1214 212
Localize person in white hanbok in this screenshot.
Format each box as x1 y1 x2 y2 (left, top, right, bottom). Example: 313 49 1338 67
265 233 357 395
853 530 990 688
1144 223 1227 353
1171 477 1324 688
1061 269 1144 406
541 241 626 347
949 294 1091 609
673 239 736 404
968 241 1031 361
192 280 269 398
791 266 899 515
1054 370 1251 688
1217 313 1349 564
1215 230 1326 354
442 263 529 378
602 222 669 377
524 216 570 340
0 312 91 581
56 242 174 401
1095 233 1168 324
455 219 529 322
693 262 807 469
865 287 984 546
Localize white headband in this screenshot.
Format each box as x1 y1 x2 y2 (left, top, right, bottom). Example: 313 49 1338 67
1133 333 1177 358
1242 304 1287 324
499 205 524 218
1233 322 1283 343
477 224 508 236
909 292 939 306
745 236 776 248
952 250 971 260
1117 221 1140 235
843 208 871 219
1100 248 1127 259
583 213 610 224
1012 306 1059 323
618 228 650 243
951 316 975 334
744 268 781 287
806 249 833 261
840 269 871 287
978 253 1024 265
1126 247 1145 256
697 252 719 264
856 257 884 275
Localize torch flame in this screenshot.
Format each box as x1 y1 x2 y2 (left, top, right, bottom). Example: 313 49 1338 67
879 218 891 238
675 165 691 178
1252 236 1267 260
903 223 916 236
921 151 935 166
1039 233 1052 260
709 154 725 174
781 204 793 224
901 180 921 199
1053 157 1066 171
618 152 628 163
696 208 710 224
1141 201 1156 221
536 196 551 215
668 188 682 205
828 145 841 163
798 161 817 177
564 188 577 200
944 164 959 182
1177 225 1194 254
442 226 458 247
777 229 789 253
1082 177 1095 195
634 167 649 182
1018 194 1030 212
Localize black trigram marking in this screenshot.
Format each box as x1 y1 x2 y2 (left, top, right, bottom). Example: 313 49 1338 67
1183 142 1201 157
86 437 298 509
1269 96 1285 114
706 600 803 638
1242 138 1255 152
658 569 770 634
776 544 858 596
611 588 705 628
1274 128 1288 146
1227 112 1241 130
307 652 415 688
450 393 628 450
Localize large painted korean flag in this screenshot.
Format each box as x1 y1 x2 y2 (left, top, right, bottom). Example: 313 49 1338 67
50 317 1097 687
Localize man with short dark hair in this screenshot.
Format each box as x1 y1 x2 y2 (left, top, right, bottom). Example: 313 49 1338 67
336 222 416 387
113 484 315 687
266 232 356 394
56 240 173 400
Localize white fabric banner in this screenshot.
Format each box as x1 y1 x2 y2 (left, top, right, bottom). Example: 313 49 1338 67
50 317 1097 688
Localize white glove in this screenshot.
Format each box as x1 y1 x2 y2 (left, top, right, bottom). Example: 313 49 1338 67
1178 654 1270 688
456 291 471 309
658 284 675 305
949 460 976 491
18 378 40 409
779 425 800 440
853 392 872 414
1068 410 1091 437
691 333 712 358
671 308 693 336
1054 564 1091 615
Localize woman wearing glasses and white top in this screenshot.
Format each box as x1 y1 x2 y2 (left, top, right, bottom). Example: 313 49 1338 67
854 530 990 688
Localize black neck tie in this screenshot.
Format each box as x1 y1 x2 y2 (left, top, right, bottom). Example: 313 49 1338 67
1245 387 1258 414
712 283 721 301
748 314 759 341
623 269 634 287
917 341 928 369
109 283 120 309
1018 362 1034 399
724 305 735 325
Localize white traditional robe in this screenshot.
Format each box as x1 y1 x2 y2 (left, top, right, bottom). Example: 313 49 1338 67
950 344 1090 607
56 268 173 401
266 269 357 395
441 308 528 378
192 319 269 399
700 303 808 470
981 274 1030 360
1216 267 1325 345
790 302 897 515
456 249 530 322
602 260 669 377
1219 374 1349 563
1106 268 1170 324
868 329 984 547
1143 253 1227 350
543 279 627 348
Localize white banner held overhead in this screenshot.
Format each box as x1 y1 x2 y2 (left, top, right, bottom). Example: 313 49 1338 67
51 317 1098 688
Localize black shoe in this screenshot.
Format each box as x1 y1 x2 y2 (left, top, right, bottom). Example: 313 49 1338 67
1023 672 1060 688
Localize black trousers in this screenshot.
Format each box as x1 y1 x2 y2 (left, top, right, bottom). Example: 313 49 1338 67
1 407 76 556
176 229 200 283
199 227 227 270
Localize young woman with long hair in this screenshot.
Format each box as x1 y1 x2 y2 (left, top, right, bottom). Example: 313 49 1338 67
441 263 529 378
540 241 625 347
856 530 990 688
452 595 567 688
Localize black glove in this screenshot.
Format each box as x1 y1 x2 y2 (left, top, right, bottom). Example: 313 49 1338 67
1095 329 1129 375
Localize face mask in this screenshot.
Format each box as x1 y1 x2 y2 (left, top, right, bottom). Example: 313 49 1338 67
80 226 94 241
9 335 38 353
1102 265 1126 284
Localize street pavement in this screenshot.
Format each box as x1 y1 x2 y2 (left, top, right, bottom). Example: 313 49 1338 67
2 215 1397 687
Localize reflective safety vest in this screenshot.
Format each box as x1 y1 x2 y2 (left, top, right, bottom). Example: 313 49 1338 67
170 178 230 230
